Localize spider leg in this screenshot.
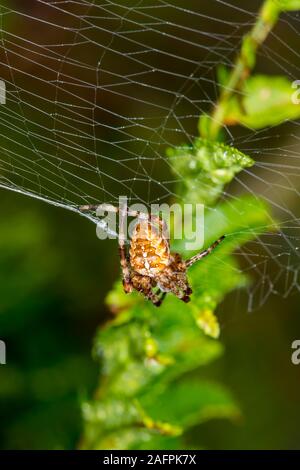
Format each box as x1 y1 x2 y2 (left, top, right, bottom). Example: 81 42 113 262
172 271 192 295
181 276 193 295
79 203 118 213
119 246 132 293
79 203 135 292
79 205 168 236
148 214 169 239
185 235 225 268
131 275 163 307
79 203 170 303
152 285 167 306
79 203 148 219
177 289 191 303
158 273 191 303
118 206 132 293
166 274 191 302
148 290 165 307
157 291 167 306
170 285 191 303
142 281 163 307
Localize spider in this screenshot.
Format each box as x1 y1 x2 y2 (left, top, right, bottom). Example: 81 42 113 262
79 203 225 307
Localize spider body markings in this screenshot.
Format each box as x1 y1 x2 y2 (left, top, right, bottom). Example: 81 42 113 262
80 204 225 307
128 217 190 305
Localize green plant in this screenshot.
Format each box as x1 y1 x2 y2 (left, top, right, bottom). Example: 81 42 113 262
80 0 300 450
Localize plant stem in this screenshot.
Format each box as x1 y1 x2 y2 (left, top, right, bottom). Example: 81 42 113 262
206 0 281 140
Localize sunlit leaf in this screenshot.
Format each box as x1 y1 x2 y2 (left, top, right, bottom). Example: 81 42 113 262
140 380 240 429
225 75 300 129
192 308 220 339
273 0 300 10
167 138 254 205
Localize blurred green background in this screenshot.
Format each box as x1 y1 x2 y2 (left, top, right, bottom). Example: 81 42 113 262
0 0 300 449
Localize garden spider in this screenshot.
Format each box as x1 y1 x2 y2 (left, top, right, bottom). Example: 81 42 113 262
80 203 225 307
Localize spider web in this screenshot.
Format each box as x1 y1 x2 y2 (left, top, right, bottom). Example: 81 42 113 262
0 0 300 310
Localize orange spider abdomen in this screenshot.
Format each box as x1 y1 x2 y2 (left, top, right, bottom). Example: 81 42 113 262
129 220 170 277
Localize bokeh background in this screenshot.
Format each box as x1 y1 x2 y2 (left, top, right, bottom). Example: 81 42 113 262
0 0 300 449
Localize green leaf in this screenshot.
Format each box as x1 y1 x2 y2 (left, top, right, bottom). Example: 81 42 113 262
135 435 184 451
225 75 300 129
175 195 274 335
273 0 300 10
140 380 240 429
81 300 225 449
167 138 254 205
205 194 275 246
82 399 162 450
98 295 224 393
